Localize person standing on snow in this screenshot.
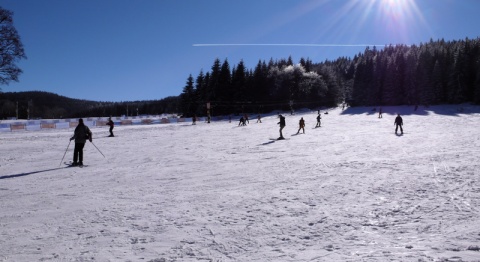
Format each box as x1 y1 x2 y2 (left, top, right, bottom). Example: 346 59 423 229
394 114 403 134
315 114 321 127
297 117 305 134
70 118 93 166
239 116 247 126
192 115 197 125
277 114 286 139
378 108 383 118
106 117 114 137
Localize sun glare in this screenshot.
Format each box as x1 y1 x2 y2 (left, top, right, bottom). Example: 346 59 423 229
196 0 431 51
362 0 429 44
380 0 411 18
302 0 430 47
376 0 427 42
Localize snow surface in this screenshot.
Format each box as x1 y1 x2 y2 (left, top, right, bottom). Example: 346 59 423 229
1 105 480 262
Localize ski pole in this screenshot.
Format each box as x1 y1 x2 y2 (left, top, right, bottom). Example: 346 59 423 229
59 140 71 167
90 141 106 158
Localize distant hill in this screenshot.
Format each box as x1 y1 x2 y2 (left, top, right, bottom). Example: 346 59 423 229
0 91 179 119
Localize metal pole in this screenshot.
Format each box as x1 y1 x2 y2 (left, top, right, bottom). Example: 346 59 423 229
90 141 106 158
59 140 71 167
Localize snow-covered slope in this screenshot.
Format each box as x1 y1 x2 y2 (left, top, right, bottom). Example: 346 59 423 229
1 105 480 262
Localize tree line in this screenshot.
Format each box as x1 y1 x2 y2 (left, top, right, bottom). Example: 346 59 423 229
179 37 480 117
1 37 479 120
0 91 179 119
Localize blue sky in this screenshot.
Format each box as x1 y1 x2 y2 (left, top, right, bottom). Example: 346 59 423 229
1 0 480 102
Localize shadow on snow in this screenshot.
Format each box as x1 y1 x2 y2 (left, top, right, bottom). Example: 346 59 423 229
0 167 64 180
340 104 480 116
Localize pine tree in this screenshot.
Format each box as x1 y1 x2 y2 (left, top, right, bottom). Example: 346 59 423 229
448 47 465 103
404 47 419 105
180 75 196 117
207 58 221 108
232 60 247 113
418 44 435 104
195 70 206 115
320 67 340 107
395 52 407 105
252 60 267 102
351 56 367 106
217 59 232 114
474 57 480 104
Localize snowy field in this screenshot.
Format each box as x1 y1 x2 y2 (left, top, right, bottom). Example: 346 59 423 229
1 105 480 262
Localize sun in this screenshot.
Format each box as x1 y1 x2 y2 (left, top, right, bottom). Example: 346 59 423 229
367 0 429 44
383 0 408 8
380 0 412 17
304 0 430 45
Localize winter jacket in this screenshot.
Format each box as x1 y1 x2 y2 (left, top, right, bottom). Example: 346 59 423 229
278 116 286 127
394 116 403 126
71 124 92 143
299 119 305 127
107 120 114 128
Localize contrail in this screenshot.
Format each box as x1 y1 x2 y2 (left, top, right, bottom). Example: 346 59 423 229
193 43 388 47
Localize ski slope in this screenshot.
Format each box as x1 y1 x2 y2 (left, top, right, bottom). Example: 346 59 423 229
1 105 480 261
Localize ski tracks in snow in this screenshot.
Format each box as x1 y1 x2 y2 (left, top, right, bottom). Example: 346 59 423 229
2 106 480 261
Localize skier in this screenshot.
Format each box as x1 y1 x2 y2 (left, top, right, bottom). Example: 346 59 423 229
277 114 286 139
297 117 305 134
192 115 197 125
70 118 93 166
315 114 321 127
378 108 383 118
257 115 262 123
106 117 114 137
394 114 403 134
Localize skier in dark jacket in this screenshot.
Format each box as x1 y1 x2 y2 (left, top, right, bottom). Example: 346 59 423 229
394 114 403 134
277 114 286 139
238 116 246 126
315 114 321 127
70 118 93 166
106 117 114 137
297 117 305 134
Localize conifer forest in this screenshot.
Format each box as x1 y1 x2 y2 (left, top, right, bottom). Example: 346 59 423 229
180 37 480 117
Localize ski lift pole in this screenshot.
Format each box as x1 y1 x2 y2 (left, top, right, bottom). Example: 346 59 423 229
90 141 106 158
59 140 72 167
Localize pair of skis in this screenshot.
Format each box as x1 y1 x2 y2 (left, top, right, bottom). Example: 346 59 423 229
64 161 87 168
59 140 105 167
